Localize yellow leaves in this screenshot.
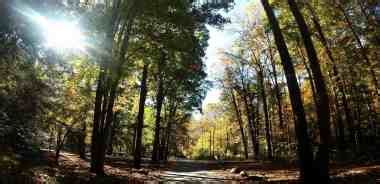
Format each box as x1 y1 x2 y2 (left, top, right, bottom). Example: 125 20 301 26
66 87 77 97
186 102 240 159
301 81 314 105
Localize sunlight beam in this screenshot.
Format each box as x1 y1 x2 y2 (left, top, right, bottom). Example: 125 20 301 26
15 6 86 51
39 17 85 51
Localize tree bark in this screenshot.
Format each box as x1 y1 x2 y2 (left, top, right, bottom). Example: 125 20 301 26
230 89 249 159
329 74 346 156
79 121 87 159
266 34 284 129
258 69 273 159
305 2 353 154
133 64 149 168
209 130 212 159
89 0 136 175
107 111 119 155
253 99 260 158
241 88 258 159
163 101 177 161
260 0 314 181
55 126 64 165
90 66 106 174
152 51 166 162
251 49 273 159
287 0 332 182
296 44 318 110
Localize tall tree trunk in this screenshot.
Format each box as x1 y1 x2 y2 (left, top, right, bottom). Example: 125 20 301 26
55 127 64 165
297 44 318 108
107 111 119 155
253 99 260 158
305 2 354 153
241 89 258 159
224 130 231 160
329 74 346 156
236 67 259 159
90 0 135 175
90 50 124 175
134 64 149 168
159 126 166 161
163 101 177 161
152 51 166 162
230 89 249 159
79 121 87 159
251 50 273 159
159 105 168 161
212 127 215 158
164 133 170 161
258 69 273 159
90 66 106 174
225 129 230 158
287 0 331 182
132 125 137 154
95 78 119 174
266 34 284 128
159 106 168 161
260 0 314 181
209 130 212 159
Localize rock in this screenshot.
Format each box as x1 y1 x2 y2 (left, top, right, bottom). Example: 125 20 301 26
239 171 248 177
230 167 241 173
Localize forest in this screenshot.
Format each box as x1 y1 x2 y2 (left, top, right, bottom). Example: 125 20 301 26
0 0 379 183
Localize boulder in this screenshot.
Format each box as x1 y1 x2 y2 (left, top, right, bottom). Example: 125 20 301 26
239 171 248 177
230 167 241 174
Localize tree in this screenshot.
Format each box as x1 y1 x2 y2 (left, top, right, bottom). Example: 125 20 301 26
287 1 331 181
265 32 285 129
90 0 139 174
304 0 351 155
225 79 249 159
151 50 166 162
260 0 314 181
133 63 149 168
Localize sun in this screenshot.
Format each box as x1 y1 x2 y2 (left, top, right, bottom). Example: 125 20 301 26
44 20 85 50
15 6 87 51
33 15 85 50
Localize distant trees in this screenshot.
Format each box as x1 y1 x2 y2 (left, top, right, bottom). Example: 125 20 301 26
1 0 379 182
191 0 379 182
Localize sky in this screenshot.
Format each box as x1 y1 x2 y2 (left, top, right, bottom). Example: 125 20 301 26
192 0 254 119
202 0 251 107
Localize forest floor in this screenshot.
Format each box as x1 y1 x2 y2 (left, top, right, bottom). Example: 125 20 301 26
1 150 380 183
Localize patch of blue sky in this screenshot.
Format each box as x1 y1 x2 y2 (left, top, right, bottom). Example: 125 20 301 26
202 0 252 107
193 0 257 120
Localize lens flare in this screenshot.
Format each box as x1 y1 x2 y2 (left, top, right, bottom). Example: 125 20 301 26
43 19 85 50
15 5 86 51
